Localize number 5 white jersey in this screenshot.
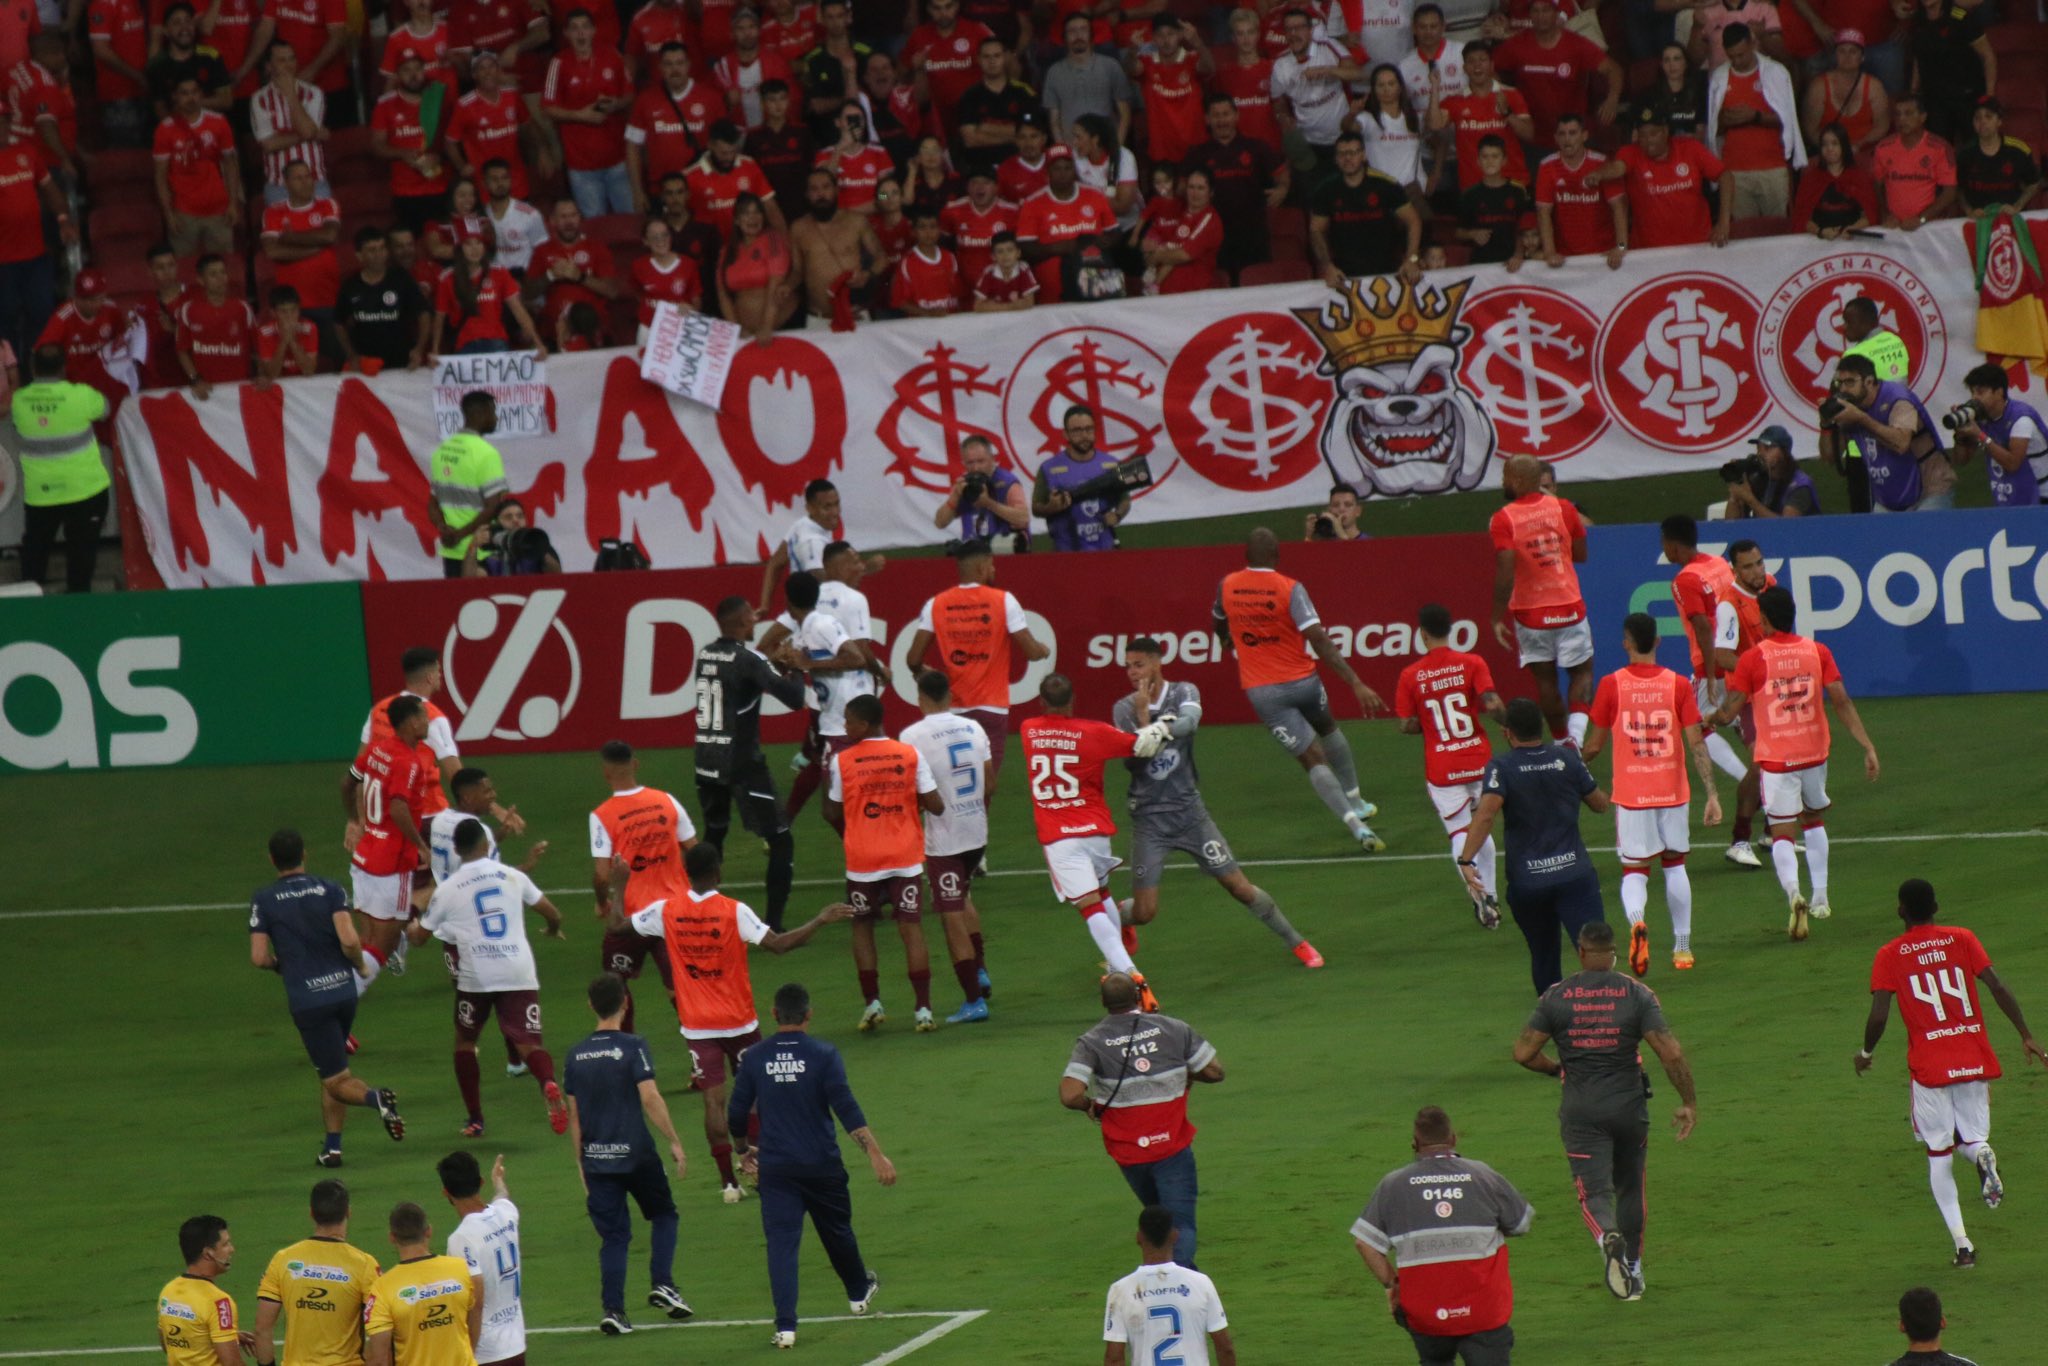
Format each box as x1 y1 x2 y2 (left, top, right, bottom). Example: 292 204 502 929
422 858 544 992
901 713 993 857
1103 1263 1228 1364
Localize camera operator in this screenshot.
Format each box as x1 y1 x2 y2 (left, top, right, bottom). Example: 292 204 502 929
1031 404 1130 552
1836 296 1910 514
1302 484 1368 542
1947 362 2047 507
1817 353 1954 513
1722 426 1821 519
934 435 1031 551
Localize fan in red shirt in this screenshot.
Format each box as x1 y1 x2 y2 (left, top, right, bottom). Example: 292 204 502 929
344 695 435 980
445 53 531 198
890 208 962 315
175 254 254 395
433 234 547 354
1209 10 1279 148
971 233 1038 310
36 271 134 409
1014 146 1115 301
379 0 456 93
182 0 266 99
543 10 633 208
1018 672 1173 1011
1433 44 1533 189
268 0 349 99
526 198 620 331
1859 877 2048 1269
450 0 547 90
1135 18 1207 167
996 116 1053 204
153 81 240 255
904 0 993 134
255 288 321 382
1490 0 1619 145
625 45 718 202
1141 168 1222 294
7 38 78 172
138 245 190 390
1534 113 1625 264
371 59 451 229
711 10 797 130
940 172 1014 284
625 0 694 80
87 0 148 108
686 123 780 234
1592 106 1730 250
260 160 343 311
758 0 818 65
1393 604 1507 922
629 216 703 328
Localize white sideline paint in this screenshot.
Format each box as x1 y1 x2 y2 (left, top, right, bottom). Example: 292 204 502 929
2 830 2041 921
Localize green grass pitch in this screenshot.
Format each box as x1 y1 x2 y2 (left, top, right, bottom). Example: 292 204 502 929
3 695 2044 1364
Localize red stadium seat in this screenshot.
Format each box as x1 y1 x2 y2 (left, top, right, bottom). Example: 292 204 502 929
1437 243 1471 266
1267 206 1307 244
1268 232 1308 262
604 294 639 343
1732 216 1792 239
88 148 156 187
2007 111 2048 162
586 213 644 248
1239 259 1313 286
98 257 163 296
329 126 376 161
89 200 166 244
1998 74 2047 116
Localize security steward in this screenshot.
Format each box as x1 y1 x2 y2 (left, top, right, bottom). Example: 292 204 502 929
9 343 110 592
429 390 511 578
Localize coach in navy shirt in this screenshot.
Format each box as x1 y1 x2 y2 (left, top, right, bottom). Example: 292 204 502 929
729 982 895 1349
1457 699 1612 995
562 972 694 1335
247 828 404 1165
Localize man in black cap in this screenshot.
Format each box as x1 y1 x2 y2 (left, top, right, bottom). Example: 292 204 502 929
1591 105 1729 252
1726 425 1822 519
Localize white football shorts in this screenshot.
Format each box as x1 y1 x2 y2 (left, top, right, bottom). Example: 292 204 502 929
350 868 410 923
1042 835 1122 904
1910 1079 1991 1153
1614 804 1690 862
1427 781 1482 837
1513 618 1594 669
1761 764 1829 821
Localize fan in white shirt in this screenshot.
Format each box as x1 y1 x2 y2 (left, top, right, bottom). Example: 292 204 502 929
483 162 550 273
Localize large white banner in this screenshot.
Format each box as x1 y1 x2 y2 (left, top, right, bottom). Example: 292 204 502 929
117 220 2028 588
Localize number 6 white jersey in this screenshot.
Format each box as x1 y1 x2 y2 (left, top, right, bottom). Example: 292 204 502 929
421 857 545 992
1103 1262 1228 1364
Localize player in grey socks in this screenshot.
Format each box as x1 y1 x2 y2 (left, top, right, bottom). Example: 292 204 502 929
1112 637 1325 970
1513 921 1697 1303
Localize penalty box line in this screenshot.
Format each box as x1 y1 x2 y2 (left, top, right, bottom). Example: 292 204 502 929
0 1309 992 1362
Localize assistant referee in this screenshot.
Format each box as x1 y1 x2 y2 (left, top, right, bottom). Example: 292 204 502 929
728 983 894 1350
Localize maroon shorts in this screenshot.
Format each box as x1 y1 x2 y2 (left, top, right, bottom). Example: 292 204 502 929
964 708 1007 776
687 1028 760 1091
927 849 983 913
455 989 542 1048
847 874 924 921
601 926 674 988
799 709 824 762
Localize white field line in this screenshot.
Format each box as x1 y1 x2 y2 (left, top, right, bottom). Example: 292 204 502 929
3 830 2041 921
0 1309 991 1360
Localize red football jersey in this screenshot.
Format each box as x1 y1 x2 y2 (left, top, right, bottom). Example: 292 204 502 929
256 316 320 375
1670 551 1735 676
1014 184 1115 246
760 4 817 63
370 92 449 196
995 153 1049 207
527 235 615 328
1534 150 1622 256
270 0 349 91
1614 137 1722 249
626 2 695 68
176 293 255 382
972 261 1037 305
1208 54 1279 147
1018 716 1136 844
630 253 702 323
626 81 718 187
1394 646 1497 787
1727 633 1840 772
939 195 1014 284
544 47 631 171
153 111 236 217
890 246 961 313
378 18 455 85
904 18 992 125
816 143 893 212
1442 88 1530 189
1139 48 1204 165
86 0 148 99
685 152 774 233
1872 924 2002 1088
261 196 343 309
349 735 427 875
448 89 530 198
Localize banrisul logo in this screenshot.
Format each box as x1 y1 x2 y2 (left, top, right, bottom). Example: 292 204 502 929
0 637 198 769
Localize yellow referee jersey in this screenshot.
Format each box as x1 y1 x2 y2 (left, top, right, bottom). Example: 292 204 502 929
158 1274 237 1366
364 1256 479 1366
257 1238 381 1366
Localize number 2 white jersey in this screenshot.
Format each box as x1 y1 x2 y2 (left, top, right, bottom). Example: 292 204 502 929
901 713 992 857
421 858 544 992
1103 1263 1228 1363
448 1197 526 1363
427 809 498 884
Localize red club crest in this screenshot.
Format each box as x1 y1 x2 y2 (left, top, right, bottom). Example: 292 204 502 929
1595 275 1768 452
1003 328 1172 492
875 341 1010 493
1163 314 1328 491
1758 255 1944 428
1458 287 1607 460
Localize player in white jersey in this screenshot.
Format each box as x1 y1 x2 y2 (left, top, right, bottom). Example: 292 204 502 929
416 819 569 1138
1103 1206 1234 1366
428 768 551 1078
775 570 888 826
755 478 886 613
762 541 887 819
439 1151 528 1366
901 671 996 1023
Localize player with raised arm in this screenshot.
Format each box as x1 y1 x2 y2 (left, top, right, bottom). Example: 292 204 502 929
1113 637 1322 968
901 537 1051 797
1710 540 1774 870
1663 514 1752 801
826 694 947 1033
900 671 998 1022
1103 1206 1236 1366
693 596 808 929
439 1152 525 1366
1213 527 1387 850
415 819 568 1138
1708 586 1880 939
589 741 696 1032
1581 613 1722 975
756 479 884 615
342 696 435 988
613 842 853 1203
765 547 888 821
1020 674 1172 1010
1393 604 1507 924
1489 454 1594 749
1857 878 2048 1268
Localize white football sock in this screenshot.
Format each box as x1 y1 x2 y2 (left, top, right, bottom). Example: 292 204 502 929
1620 871 1649 926
1955 1140 1986 1166
1665 863 1694 951
1566 710 1589 747
355 952 382 996
1084 907 1136 975
1804 824 1830 902
1704 730 1748 781
1929 1154 1971 1249
1475 836 1498 900
1771 837 1802 898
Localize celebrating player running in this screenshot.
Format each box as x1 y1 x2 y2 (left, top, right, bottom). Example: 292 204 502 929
1394 604 1507 923
1489 455 1594 749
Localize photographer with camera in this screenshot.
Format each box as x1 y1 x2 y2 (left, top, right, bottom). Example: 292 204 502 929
933 436 1031 551
1817 353 1954 513
1835 296 1910 514
1032 404 1150 552
1723 426 1821 519
1303 485 1368 542
461 497 565 576
1946 362 2047 507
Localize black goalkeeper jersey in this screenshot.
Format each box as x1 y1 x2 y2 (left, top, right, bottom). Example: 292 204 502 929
692 637 806 782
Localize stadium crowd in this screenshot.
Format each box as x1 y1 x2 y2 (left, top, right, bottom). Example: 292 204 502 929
1 0 2042 383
